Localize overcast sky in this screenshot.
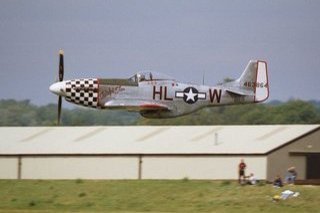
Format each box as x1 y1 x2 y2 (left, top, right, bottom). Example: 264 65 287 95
0 0 319 106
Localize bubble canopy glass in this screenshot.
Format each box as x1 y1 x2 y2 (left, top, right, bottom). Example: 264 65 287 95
129 71 175 83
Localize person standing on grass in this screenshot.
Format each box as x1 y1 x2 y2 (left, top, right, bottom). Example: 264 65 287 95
238 159 247 184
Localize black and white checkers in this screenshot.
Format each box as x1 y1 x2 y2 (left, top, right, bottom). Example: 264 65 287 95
65 78 99 108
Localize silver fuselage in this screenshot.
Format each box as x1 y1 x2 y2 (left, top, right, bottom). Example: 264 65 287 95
49 60 268 119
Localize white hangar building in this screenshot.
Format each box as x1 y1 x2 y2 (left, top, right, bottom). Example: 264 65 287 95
0 125 319 181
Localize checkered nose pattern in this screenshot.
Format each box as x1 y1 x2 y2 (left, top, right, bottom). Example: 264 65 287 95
65 78 99 108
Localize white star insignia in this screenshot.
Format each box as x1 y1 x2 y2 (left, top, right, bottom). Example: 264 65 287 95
184 88 197 102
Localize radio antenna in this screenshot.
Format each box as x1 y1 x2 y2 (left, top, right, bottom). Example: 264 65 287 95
202 72 205 85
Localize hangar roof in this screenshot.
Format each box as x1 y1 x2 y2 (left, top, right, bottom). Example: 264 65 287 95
0 125 319 155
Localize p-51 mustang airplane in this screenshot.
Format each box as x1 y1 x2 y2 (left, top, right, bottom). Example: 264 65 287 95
50 50 269 124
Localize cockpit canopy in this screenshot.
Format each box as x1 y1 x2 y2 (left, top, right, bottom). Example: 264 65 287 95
129 71 175 83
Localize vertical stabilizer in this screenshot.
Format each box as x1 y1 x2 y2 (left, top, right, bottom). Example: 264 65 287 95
236 60 269 102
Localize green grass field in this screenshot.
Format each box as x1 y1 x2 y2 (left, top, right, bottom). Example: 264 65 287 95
0 179 319 212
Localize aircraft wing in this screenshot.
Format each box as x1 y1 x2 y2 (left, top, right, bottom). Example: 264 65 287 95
103 99 170 111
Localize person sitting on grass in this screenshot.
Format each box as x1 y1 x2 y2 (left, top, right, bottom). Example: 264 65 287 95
247 173 257 185
273 175 283 187
285 166 297 184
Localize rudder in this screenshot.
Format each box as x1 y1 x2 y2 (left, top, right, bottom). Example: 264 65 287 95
254 61 269 102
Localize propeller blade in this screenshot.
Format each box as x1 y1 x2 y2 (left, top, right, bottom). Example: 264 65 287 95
59 49 64 82
57 96 62 125
57 49 64 125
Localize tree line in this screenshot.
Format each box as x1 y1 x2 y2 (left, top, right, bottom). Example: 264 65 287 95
0 99 319 126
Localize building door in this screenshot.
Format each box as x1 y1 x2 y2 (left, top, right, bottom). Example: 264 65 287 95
306 154 320 179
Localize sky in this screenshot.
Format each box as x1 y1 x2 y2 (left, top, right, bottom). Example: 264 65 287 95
0 0 319 106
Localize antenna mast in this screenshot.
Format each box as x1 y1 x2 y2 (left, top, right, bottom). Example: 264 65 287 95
202 72 205 85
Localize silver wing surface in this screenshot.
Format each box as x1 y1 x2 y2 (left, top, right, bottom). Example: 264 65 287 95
103 99 171 112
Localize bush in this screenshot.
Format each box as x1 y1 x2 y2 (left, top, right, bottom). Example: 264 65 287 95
220 180 231 186
182 177 189 182
78 192 86 197
29 200 36 207
75 179 83 184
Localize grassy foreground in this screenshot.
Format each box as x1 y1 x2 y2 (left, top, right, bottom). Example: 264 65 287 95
0 180 319 212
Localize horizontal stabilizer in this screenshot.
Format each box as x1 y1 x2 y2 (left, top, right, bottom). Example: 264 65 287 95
226 88 254 96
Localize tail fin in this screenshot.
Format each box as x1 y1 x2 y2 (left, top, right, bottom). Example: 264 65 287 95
237 60 269 102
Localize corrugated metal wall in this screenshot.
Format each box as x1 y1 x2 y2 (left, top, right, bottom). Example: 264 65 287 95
0 157 18 179
142 156 267 179
22 156 139 179
0 155 267 180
